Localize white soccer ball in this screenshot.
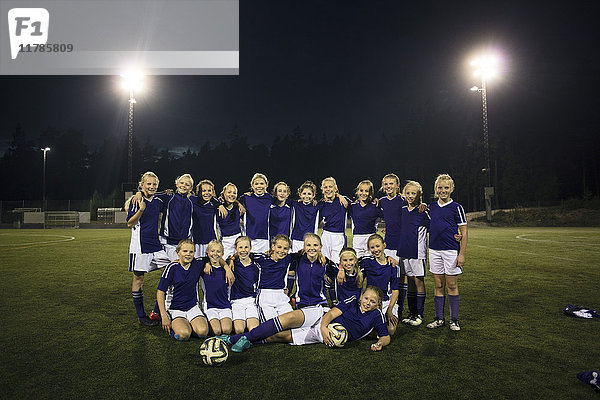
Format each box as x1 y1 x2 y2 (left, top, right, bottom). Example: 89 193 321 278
199 337 229 366
327 322 348 348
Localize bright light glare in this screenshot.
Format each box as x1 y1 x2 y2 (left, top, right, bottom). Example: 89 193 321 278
471 53 500 79
42 147 51 151
120 71 144 91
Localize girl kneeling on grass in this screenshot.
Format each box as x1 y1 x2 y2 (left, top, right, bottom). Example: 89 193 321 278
219 285 390 353
156 239 209 340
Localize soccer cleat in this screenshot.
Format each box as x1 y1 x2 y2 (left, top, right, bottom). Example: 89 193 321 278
401 314 413 324
426 319 445 329
408 315 423 326
449 319 461 331
149 311 161 321
216 335 232 346
138 316 159 327
231 336 251 353
577 371 600 393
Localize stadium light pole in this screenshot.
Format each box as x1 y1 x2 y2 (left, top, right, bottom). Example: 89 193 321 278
470 54 499 222
120 71 144 185
42 147 51 210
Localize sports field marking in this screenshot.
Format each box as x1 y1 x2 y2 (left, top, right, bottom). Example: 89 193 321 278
515 234 600 247
0 233 75 249
473 244 579 262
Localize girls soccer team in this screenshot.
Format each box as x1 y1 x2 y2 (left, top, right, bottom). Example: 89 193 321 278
126 171 468 350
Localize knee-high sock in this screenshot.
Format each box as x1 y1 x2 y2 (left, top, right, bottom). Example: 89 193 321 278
416 292 426 316
230 317 284 344
448 294 460 320
398 282 408 313
406 291 417 316
132 289 145 318
434 295 445 320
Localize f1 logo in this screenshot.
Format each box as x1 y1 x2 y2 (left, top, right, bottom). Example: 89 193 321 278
8 8 49 60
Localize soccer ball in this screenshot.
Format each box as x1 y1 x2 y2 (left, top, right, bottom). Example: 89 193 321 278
327 322 348 348
199 337 229 366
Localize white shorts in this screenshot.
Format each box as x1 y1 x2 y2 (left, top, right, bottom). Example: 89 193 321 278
257 288 293 321
384 249 399 262
221 234 241 259
231 297 260 321
128 250 171 273
402 258 426 277
382 299 399 319
169 304 206 323
163 244 179 261
194 243 208 259
204 307 233 321
290 305 326 346
251 239 269 254
429 249 463 276
321 230 346 264
292 239 304 253
352 233 371 258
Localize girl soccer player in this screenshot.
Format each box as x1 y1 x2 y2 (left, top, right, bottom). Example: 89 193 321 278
290 181 320 252
239 173 274 254
269 182 293 242
125 171 171 327
289 233 332 310
217 182 243 258
361 233 400 335
200 240 233 336
229 236 261 334
220 286 390 353
348 179 383 257
156 239 209 340
325 247 364 306
159 174 195 261
397 180 430 326
191 179 221 259
319 177 349 264
426 174 468 331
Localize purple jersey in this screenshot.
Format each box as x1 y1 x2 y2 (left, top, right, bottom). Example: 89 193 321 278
253 253 292 290
230 258 260 300
333 298 389 341
326 264 362 304
348 202 383 235
269 202 293 240
319 197 349 233
379 195 405 249
216 203 242 237
428 199 467 251
290 254 331 307
157 260 202 311
239 193 274 240
360 256 400 302
397 205 430 259
199 260 231 309
158 192 194 245
127 196 164 253
191 196 219 245
290 201 321 241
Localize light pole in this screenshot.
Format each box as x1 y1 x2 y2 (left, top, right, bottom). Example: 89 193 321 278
470 54 498 222
42 147 51 210
120 71 143 185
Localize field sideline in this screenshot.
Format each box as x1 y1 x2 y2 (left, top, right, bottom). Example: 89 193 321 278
1 227 599 399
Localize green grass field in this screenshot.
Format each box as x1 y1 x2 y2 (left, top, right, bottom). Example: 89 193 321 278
1 228 599 399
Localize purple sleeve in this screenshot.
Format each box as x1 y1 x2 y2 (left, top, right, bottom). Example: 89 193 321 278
374 314 389 337
390 266 400 290
157 266 174 292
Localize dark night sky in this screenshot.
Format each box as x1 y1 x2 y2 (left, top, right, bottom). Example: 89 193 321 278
1 1 598 155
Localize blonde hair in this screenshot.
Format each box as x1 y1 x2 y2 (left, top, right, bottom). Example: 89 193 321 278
363 285 384 309
251 173 269 189
220 182 238 206
271 234 291 247
272 181 291 198
303 232 322 246
355 179 375 203
433 173 455 198
367 233 385 247
207 239 224 254
339 247 364 288
124 171 159 209
321 177 339 198
403 180 423 204
175 173 194 188
297 181 317 199
234 235 252 249
379 173 400 194
197 179 216 198
176 238 195 254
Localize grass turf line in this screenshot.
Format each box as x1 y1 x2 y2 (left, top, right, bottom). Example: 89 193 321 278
0 228 599 399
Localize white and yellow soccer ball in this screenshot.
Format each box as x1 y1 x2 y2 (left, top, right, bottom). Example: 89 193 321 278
199 337 229 366
327 322 348 348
